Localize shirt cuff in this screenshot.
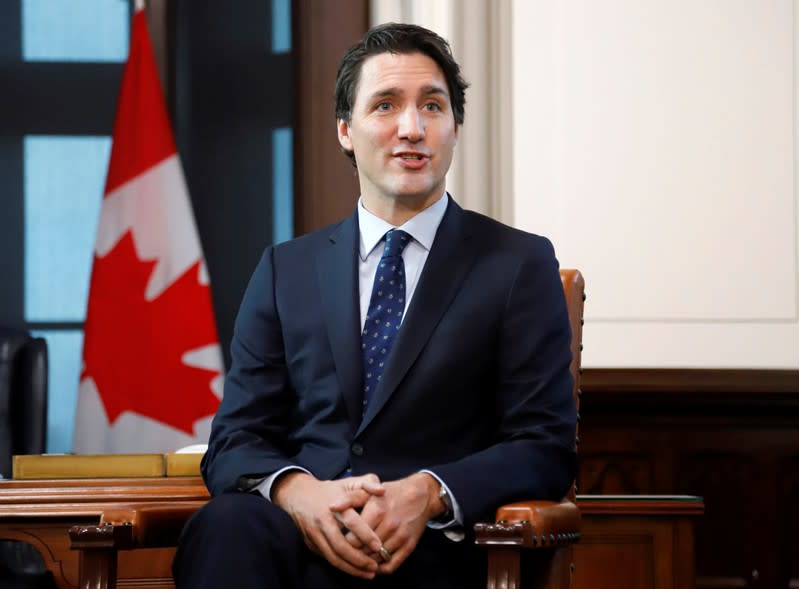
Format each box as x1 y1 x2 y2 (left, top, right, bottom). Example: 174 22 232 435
254 466 311 500
420 469 465 541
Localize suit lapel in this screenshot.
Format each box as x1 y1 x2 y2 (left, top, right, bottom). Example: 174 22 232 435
357 199 477 434
316 212 363 426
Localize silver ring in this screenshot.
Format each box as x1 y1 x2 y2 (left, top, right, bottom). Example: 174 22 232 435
378 546 392 561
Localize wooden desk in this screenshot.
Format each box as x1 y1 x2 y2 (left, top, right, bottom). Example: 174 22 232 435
0 477 208 588
575 495 704 589
0 479 702 589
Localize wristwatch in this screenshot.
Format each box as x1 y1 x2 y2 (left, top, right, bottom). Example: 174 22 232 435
434 483 454 522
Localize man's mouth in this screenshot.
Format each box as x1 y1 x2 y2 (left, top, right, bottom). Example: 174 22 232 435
393 153 429 169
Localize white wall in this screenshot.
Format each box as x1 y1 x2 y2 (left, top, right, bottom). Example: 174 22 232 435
513 0 799 368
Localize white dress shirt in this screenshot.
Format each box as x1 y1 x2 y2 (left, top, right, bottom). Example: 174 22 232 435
356 192 447 329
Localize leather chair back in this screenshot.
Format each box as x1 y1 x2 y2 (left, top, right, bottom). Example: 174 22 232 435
0 329 48 478
559 269 584 501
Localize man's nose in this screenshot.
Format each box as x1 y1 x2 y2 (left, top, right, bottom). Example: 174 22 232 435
398 107 425 142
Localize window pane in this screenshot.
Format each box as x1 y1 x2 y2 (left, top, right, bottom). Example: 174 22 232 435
31 329 83 453
272 127 293 244
24 135 109 322
272 0 291 54
22 0 129 62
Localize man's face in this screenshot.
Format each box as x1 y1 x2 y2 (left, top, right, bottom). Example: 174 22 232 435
337 51 459 210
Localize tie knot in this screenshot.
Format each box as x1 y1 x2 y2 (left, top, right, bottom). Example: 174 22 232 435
382 229 411 259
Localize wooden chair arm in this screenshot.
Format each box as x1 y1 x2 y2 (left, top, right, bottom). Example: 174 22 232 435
474 499 580 549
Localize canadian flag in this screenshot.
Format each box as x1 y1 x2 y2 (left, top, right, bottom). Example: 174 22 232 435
73 3 223 453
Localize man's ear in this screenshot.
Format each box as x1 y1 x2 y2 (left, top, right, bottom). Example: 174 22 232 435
337 118 353 151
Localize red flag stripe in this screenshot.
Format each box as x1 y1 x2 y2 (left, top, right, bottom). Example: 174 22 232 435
104 9 176 195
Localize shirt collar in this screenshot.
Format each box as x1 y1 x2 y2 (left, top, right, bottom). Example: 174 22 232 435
358 192 449 261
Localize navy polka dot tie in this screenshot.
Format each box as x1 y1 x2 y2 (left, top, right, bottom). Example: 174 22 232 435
361 229 411 411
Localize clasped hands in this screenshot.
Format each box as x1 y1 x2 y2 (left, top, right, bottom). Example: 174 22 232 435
272 471 444 580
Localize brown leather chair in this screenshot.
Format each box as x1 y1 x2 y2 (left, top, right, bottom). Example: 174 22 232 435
70 270 585 589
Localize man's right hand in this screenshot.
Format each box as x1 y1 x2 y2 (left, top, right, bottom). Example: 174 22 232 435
272 471 386 579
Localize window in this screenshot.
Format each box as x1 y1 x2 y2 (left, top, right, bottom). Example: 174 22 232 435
0 1 128 453
25 136 110 452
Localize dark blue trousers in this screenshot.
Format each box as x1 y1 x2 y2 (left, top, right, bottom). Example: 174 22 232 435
173 493 486 588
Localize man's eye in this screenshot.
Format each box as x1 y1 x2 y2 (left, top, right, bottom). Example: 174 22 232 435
376 102 392 111
424 102 441 112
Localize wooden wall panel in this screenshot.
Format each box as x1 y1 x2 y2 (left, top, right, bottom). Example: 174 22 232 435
779 455 799 588
293 0 368 235
580 368 799 589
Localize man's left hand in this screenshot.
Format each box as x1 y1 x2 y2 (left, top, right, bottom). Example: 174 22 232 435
329 472 445 574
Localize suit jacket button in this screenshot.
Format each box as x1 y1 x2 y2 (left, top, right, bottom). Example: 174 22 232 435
351 443 364 457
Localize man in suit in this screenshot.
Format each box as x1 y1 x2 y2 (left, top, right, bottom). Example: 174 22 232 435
173 22 576 589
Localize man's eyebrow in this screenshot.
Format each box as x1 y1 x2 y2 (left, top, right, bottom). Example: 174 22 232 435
369 88 401 100
367 84 450 101
420 84 449 98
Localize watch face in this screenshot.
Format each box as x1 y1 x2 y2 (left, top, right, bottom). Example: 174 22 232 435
439 485 453 513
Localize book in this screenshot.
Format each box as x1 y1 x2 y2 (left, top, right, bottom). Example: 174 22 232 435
164 451 204 477
12 453 165 479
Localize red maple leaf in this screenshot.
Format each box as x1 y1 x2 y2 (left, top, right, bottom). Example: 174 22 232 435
81 231 221 434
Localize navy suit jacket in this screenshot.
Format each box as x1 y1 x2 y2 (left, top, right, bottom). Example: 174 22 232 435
202 198 577 528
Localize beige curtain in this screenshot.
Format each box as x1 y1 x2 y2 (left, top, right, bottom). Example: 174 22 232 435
370 0 514 224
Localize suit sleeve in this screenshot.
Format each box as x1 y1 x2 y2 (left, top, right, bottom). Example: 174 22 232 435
429 237 578 525
201 247 297 496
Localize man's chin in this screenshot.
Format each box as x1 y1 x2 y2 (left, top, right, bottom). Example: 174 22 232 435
387 182 444 204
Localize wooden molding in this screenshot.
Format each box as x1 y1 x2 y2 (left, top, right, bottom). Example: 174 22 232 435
576 496 705 517
0 477 208 518
582 368 799 394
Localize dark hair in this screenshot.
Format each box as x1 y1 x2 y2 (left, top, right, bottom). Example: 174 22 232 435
334 23 469 163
